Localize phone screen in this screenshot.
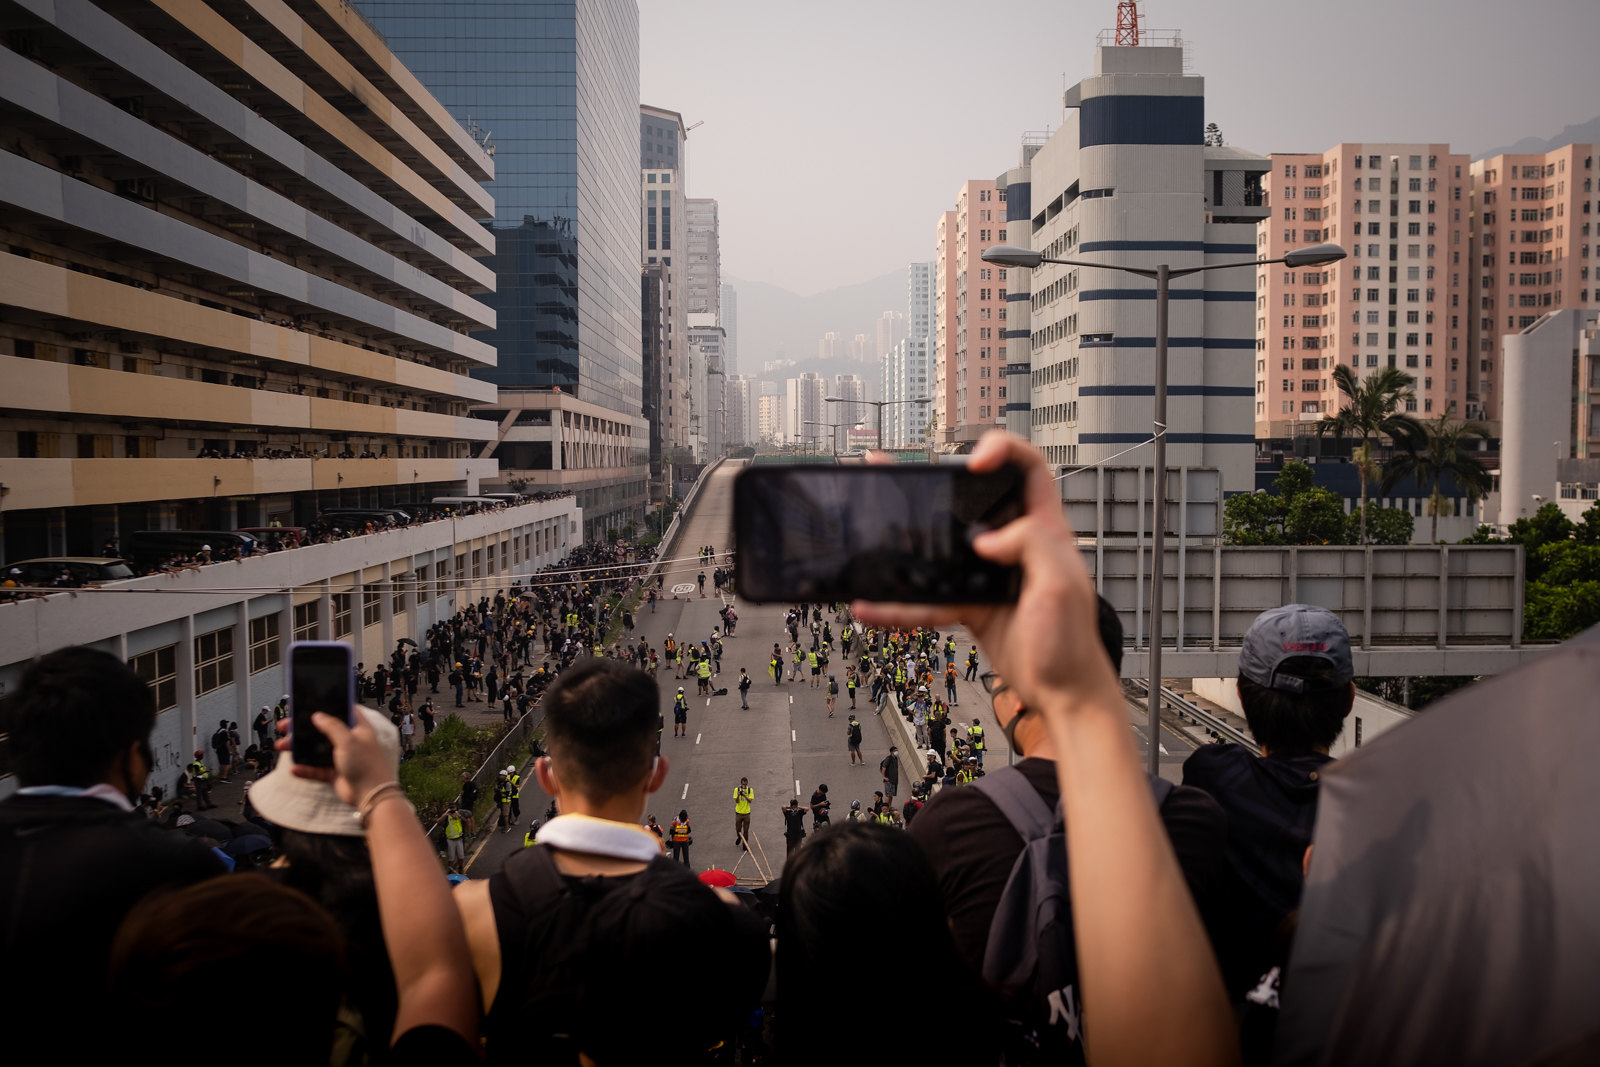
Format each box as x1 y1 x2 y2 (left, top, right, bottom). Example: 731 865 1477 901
733 463 1025 604
290 642 354 768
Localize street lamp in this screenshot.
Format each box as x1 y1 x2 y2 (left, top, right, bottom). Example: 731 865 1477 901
983 240 1346 774
825 395 932 452
804 419 858 457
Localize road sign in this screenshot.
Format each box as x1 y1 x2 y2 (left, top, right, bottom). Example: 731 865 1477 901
671 583 696 596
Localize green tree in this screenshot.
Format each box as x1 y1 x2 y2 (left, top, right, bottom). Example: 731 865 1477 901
1224 461 1348 545
1204 122 1224 147
1575 501 1600 546
1315 365 1426 544
1523 581 1600 641
1346 502 1414 546
1287 486 1350 544
1505 503 1575 574
1380 411 1492 543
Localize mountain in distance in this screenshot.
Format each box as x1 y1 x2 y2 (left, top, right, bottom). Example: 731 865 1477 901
1477 115 1600 160
726 269 906 386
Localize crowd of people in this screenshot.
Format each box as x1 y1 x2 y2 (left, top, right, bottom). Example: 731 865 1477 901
1 432 1580 1065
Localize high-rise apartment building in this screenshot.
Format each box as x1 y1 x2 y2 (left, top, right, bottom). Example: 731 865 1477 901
850 333 872 363
882 262 934 447
1021 41 1267 489
1 0 503 556
722 283 739 375
0 0 586 768
1493 308 1600 525
785 373 826 446
639 105 690 460
758 393 782 445
877 311 906 362
932 182 1008 447
726 375 758 447
686 318 723 460
1468 145 1600 420
361 0 648 537
818 331 841 361
1256 145 1468 438
997 139 1046 438
830 374 867 452
685 198 721 318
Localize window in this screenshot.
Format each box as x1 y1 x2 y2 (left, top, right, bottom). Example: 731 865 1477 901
194 627 235 696
333 593 353 638
248 614 281 674
130 645 178 712
362 590 381 627
393 574 408 615
293 601 319 642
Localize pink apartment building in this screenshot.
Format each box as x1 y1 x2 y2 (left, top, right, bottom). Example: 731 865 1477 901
1468 145 1600 420
932 180 1009 446
1256 144 1469 440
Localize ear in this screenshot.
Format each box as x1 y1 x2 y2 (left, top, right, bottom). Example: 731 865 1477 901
534 755 558 796
646 754 670 794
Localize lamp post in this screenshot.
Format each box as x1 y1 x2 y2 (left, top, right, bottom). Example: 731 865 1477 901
804 419 857 457
982 241 1346 774
825 395 932 452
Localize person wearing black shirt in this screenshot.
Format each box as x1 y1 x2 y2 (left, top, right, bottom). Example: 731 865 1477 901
782 798 808 855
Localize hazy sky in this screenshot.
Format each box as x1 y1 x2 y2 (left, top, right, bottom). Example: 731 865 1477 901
641 0 1600 297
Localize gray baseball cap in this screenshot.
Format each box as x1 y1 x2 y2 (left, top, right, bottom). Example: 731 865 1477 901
1239 604 1353 694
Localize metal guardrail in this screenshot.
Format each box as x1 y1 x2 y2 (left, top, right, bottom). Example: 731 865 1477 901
1125 679 1256 748
645 457 724 585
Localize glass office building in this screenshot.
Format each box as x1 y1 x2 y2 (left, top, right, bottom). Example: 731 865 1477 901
359 0 643 416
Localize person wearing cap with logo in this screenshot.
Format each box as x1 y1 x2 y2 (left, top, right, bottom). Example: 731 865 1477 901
967 718 986 767
673 687 689 737
1181 602 1356 1000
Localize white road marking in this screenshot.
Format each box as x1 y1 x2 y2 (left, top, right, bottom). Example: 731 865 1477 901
695 732 702 744
1159 744 1170 755
789 694 794 704
681 783 689 799
791 729 797 742
795 778 801 796
705 697 711 707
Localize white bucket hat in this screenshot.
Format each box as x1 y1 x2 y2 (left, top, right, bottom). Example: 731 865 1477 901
250 707 400 837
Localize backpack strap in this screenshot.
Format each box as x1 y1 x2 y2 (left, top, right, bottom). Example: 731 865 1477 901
972 764 1058 842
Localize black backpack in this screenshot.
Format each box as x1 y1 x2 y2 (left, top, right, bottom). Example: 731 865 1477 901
972 765 1175 1064
848 722 862 745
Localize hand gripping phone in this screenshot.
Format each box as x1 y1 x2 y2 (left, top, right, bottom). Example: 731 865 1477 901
288 641 355 767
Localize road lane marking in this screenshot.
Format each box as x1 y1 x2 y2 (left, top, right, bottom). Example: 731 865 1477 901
795 778 801 796
705 697 711 707
681 783 689 799
696 732 702 744
1159 744 1169 755
791 729 796 742
789 694 794 704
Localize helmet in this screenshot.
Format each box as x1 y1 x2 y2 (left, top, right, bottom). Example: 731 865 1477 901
280 694 289 703
927 748 937 757
850 800 861 811
193 749 203 758
505 765 515 774
678 686 684 692
260 706 270 713
200 544 211 552
973 717 981 725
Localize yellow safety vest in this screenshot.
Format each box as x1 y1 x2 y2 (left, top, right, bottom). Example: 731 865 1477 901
957 768 975 785
968 725 985 750
523 829 536 847
697 661 711 679
733 787 753 814
446 815 464 840
670 820 691 842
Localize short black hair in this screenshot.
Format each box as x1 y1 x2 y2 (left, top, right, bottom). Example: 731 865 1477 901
541 658 658 800
1237 656 1353 756
3 646 155 786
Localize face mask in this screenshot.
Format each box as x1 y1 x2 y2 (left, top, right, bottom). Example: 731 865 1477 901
1001 706 1027 759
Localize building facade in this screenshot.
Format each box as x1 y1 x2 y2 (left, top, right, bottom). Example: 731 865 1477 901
1256 144 1469 438
932 182 1009 447
686 320 724 460
725 375 757 448
639 105 690 462
1493 308 1600 526
880 262 935 447
830 373 868 452
361 0 648 535
721 282 739 375
757 393 782 445
1022 42 1265 491
1468 145 1600 420
785 372 826 447
685 198 721 318
1 0 504 559
998 139 1045 438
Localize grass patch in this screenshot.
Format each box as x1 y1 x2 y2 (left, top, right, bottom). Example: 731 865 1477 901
398 714 510 824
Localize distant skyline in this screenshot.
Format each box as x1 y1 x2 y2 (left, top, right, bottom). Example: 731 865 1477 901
642 0 1600 297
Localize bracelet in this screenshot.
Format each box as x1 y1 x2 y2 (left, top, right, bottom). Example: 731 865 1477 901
355 781 407 828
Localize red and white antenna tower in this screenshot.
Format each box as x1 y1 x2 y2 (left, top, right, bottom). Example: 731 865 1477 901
1115 0 1142 45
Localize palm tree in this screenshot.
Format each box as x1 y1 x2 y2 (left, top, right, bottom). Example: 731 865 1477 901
1315 365 1426 544
1381 409 1493 543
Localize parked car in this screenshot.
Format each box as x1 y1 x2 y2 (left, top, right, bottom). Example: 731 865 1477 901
2 557 136 587
236 526 306 550
126 530 259 572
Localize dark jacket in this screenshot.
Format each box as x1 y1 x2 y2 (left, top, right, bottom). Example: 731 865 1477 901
0 794 222 1053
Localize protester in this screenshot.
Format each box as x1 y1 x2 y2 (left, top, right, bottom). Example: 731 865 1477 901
1182 603 1355 1000
452 657 768 1063
0 647 222 1058
854 430 1239 1067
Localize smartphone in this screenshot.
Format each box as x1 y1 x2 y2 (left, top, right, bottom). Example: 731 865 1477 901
289 641 355 768
734 463 1026 604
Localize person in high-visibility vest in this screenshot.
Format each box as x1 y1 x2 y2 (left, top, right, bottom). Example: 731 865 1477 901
957 758 978 785
445 805 466 872
187 750 214 809
668 809 692 866
504 764 522 824
733 777 754 849
945 636 957 667
965 646 980 682
494 771 514 833
696 657 712 696
968 719 986 767
674 687 689 737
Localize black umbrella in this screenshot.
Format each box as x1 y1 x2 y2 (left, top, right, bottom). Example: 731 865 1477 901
1274 624 1600 1067
224 833 272 858
181 817 233 841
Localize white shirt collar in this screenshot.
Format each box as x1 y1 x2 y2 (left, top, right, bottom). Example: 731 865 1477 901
533 812 662 862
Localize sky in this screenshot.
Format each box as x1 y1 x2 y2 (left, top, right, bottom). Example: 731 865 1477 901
641 0 1600 297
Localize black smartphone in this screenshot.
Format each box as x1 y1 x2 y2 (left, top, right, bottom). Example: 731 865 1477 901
734 463 1026 604
289 641 355 768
